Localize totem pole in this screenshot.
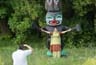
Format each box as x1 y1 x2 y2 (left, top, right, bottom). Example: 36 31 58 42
41 0 81 57
41 0 67 57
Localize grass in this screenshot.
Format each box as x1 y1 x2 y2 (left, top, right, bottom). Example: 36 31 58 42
0 45 96 65
0 40 96 65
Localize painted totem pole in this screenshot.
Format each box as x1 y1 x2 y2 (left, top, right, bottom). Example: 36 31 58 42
41 0 68 57
41 0 81 57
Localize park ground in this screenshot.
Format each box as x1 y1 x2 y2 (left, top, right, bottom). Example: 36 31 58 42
0 40 96 65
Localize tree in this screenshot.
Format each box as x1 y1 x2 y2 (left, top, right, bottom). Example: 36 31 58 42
8 0 43 44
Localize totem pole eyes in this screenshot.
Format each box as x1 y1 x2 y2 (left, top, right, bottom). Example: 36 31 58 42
46 12 62 26
55 13 62 24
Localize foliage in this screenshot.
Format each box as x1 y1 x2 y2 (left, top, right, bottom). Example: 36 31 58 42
82 58 96 65
0 0 96 47
8 0 43 44
71 0 96 47
0 7 7 19
0 0 8 19
0 34 11 40
72 0 95 16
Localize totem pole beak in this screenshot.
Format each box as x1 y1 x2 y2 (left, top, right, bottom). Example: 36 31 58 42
51 19 57 26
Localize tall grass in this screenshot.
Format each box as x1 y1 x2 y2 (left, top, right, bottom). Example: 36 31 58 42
0 46 96 65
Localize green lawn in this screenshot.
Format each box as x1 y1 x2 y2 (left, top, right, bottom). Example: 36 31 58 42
0 45 96 65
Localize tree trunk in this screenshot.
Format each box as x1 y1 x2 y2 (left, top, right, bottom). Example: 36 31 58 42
0 18 10 34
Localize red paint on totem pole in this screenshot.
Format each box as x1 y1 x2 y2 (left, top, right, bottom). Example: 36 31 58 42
50 44 61 52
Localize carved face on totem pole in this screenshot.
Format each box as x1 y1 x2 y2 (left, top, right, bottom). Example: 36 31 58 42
46 12 62 26
45 0 62 26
